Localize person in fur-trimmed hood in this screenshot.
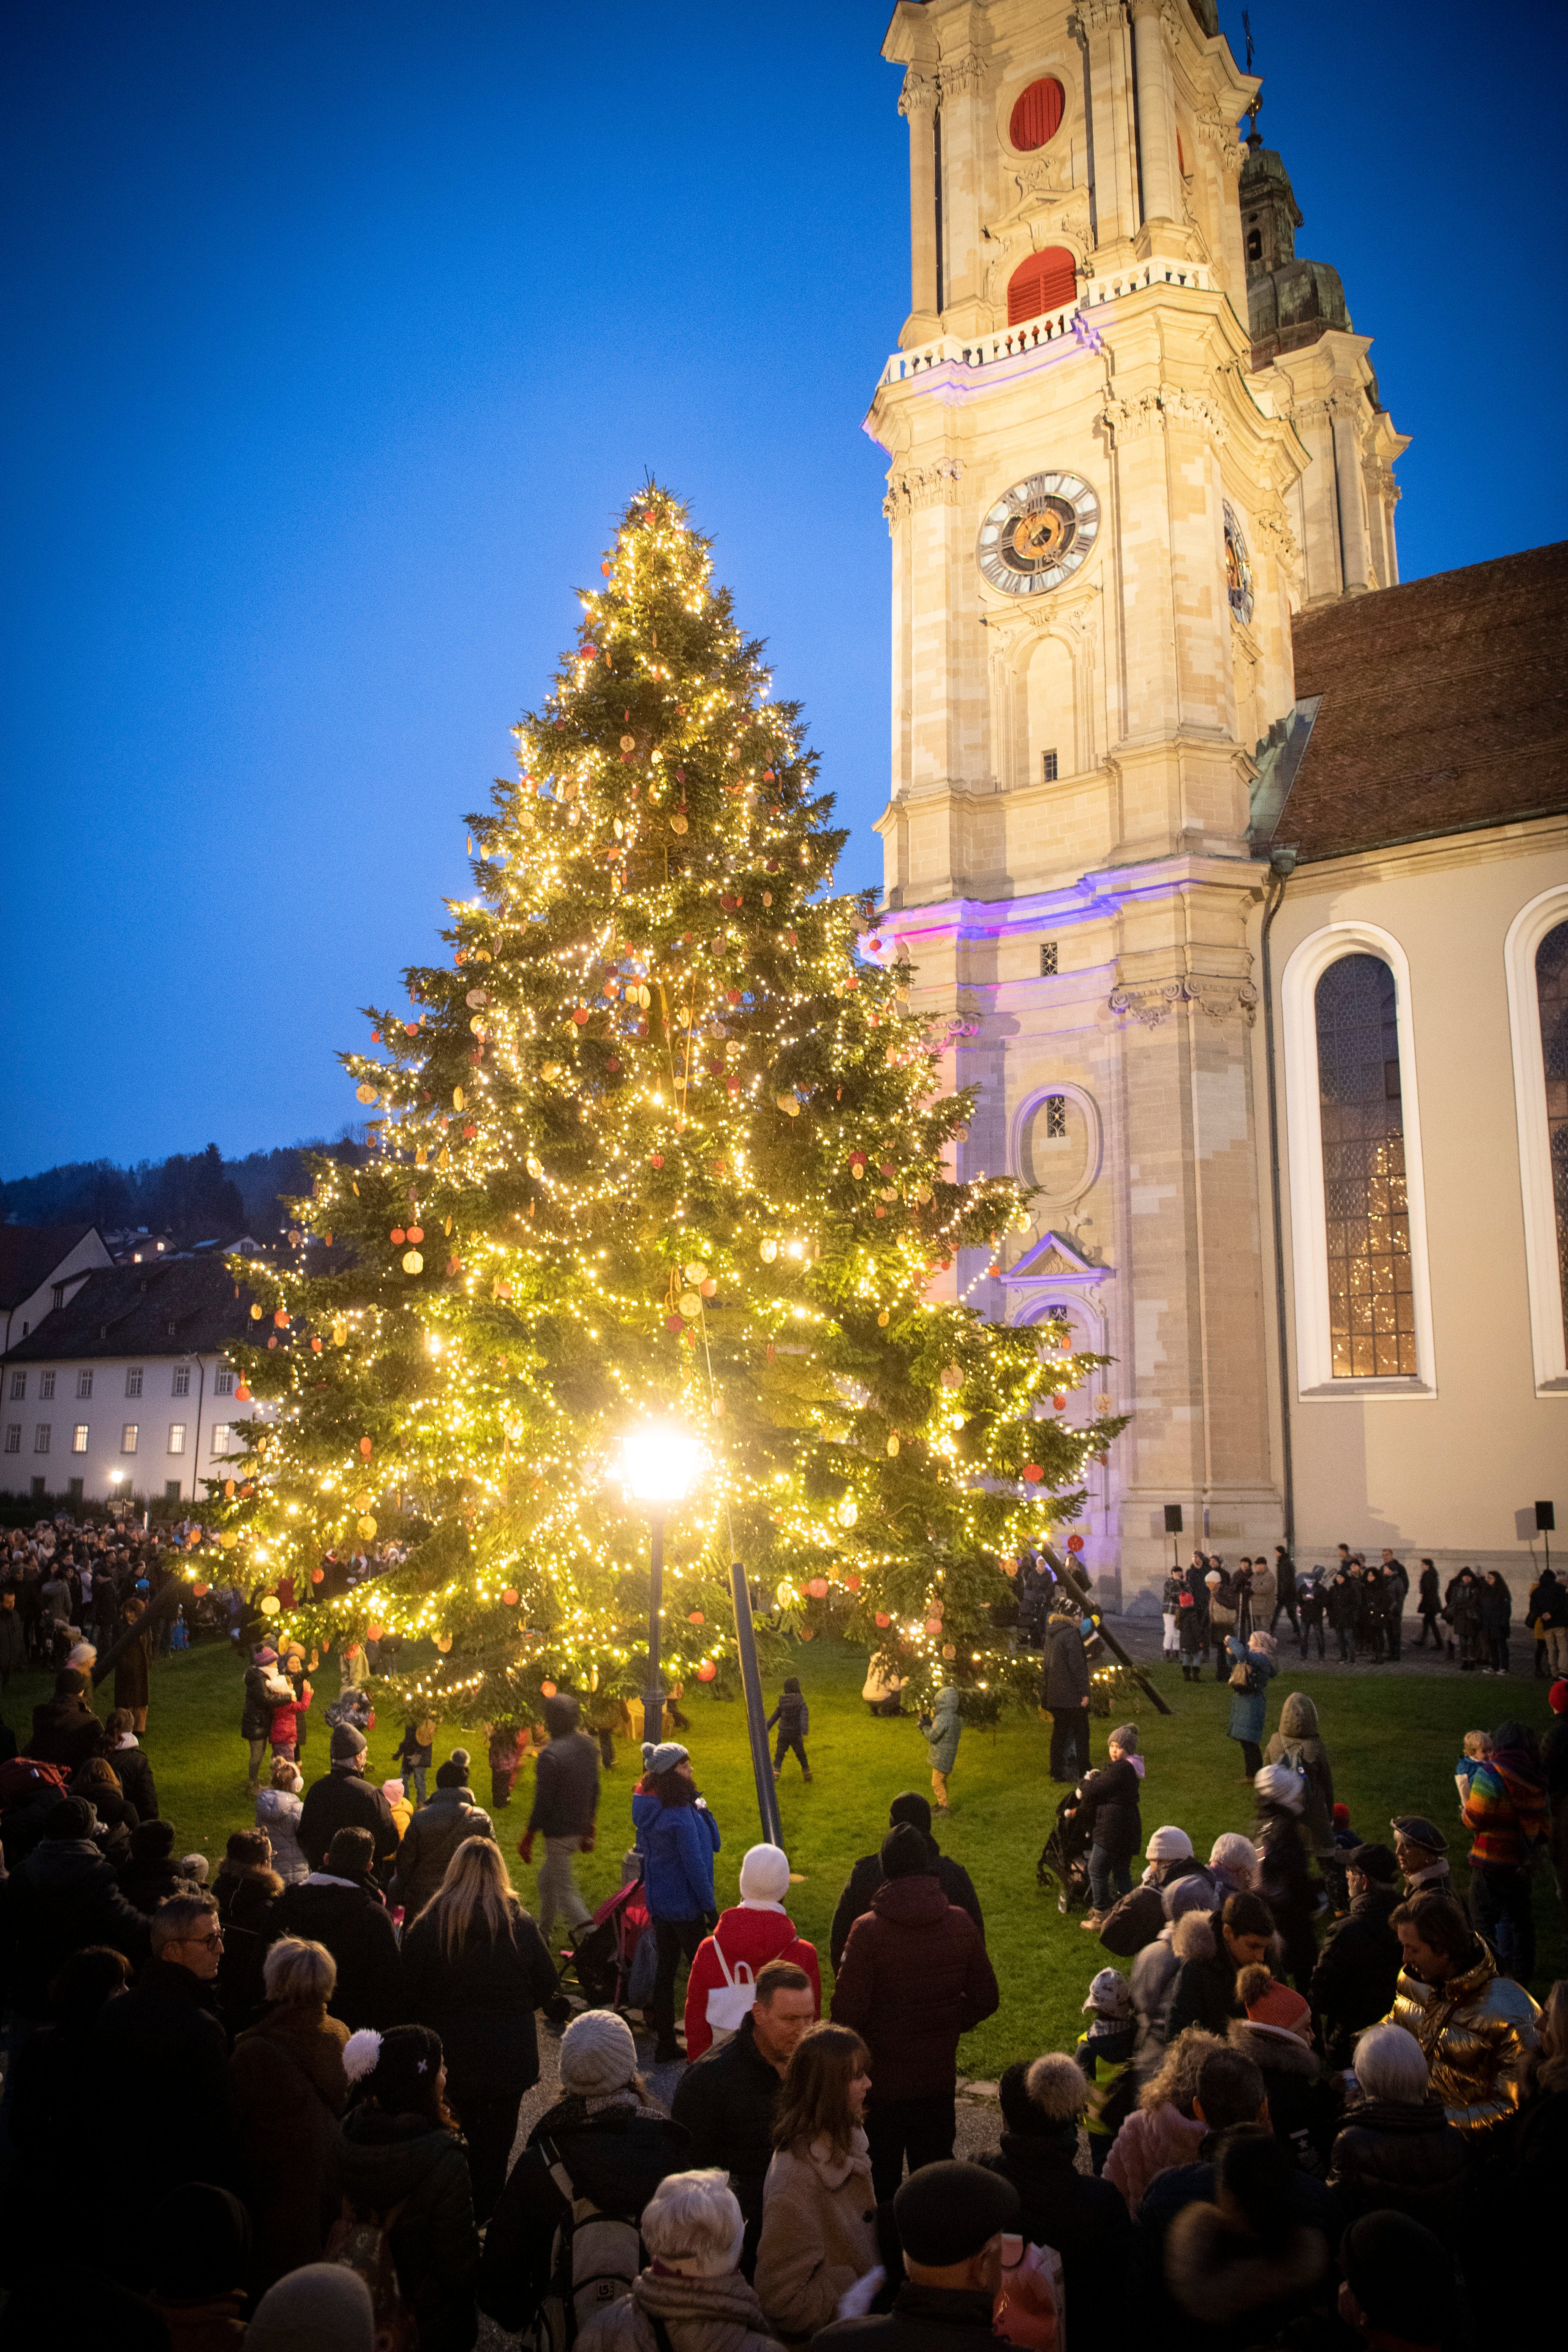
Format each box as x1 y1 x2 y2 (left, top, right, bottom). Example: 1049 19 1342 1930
575 2168 784 2352
683 1844 821 2063
1162 2126 1329 2352
1129 1880 1221 2078
1226 1965 1343 2175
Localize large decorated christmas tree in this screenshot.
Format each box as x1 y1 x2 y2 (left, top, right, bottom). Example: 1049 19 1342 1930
216 489 1122 1723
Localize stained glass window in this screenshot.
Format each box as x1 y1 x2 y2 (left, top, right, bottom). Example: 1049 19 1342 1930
1315 953 1417 1377
1537 920 1568 1333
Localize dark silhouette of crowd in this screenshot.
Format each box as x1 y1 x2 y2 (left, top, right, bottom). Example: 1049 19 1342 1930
0 1548 1563 2352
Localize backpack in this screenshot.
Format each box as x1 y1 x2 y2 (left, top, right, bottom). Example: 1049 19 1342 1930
324 2193 417 2352
703 1927 758 2042
536 2135 646 2352
0 1756 67 1810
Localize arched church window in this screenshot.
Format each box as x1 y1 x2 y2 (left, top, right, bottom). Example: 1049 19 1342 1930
1247 229 1262 261
1535 919 1568 1329
1315 953 1417 1378
1009 79 1064 152
1008 247 1077 325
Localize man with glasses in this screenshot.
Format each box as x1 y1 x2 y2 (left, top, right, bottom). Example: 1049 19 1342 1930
98 1892 238 2205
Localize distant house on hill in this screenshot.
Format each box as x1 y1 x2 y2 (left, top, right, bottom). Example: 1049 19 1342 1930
0 1224 113 1353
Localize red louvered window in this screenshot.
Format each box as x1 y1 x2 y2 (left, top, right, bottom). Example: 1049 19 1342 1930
1009 77 1065 152
1007 247 1078 326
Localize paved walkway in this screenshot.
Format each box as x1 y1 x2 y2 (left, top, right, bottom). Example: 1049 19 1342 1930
1102 1612 1553 1683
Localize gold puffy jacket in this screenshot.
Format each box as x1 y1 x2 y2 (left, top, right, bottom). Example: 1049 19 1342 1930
1385 1950 1541 2131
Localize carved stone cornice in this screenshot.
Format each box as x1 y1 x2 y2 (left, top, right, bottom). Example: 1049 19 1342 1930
1255 501 1301 569
938 47 988 99
1108 976 1259 1028
899 68 939 119
1100 383 1226 446
1069 0 1128 33
883 456 965 528
1197 104 1247 176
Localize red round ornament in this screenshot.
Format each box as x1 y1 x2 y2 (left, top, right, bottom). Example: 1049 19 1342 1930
696 1659 717 1682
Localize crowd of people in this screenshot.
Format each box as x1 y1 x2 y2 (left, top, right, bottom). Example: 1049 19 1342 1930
1153 1545 1568 1680
0 1522 1564 2352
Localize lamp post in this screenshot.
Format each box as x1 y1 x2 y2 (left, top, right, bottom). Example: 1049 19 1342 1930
619 1421 706 1751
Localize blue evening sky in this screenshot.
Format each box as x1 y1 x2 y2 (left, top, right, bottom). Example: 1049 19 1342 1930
4 0 1564 1174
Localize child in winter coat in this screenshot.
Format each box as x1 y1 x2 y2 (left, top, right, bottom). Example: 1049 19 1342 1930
1454 1731 1492 1813
682 1841 821 2061
1161 1573 1183 1662
1074 1966 1138 2175
382 1778 414 1839
254 1756 308 1884
266 1671 312 1763
767 1679 811 1783
487 1723 526 1809
395 1718 435 1806
920 1684 962 1815
1070 1722 1145 1925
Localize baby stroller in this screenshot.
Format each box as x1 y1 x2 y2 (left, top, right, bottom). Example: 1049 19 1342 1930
1036 1786 1093 1914
553 1851 651 2012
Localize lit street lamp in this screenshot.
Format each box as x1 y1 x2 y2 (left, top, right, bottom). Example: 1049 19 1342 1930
619 1421 706 1748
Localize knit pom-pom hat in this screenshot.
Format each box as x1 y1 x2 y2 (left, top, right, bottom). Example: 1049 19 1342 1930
343 2029 382 2085
642 1740 689 1776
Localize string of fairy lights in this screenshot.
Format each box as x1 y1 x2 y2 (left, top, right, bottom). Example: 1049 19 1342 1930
199 489 1125 1718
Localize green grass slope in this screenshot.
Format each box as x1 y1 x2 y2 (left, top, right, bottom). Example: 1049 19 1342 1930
12 1637 1560 2073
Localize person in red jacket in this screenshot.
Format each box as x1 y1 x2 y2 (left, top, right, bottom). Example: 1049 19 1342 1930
830 1821 999 2200
683 1842 822 2061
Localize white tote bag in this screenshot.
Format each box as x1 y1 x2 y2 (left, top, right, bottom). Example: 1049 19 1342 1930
704 1931 757 2041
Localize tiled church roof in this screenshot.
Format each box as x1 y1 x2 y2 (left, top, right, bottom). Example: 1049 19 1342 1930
1281 540 1568 863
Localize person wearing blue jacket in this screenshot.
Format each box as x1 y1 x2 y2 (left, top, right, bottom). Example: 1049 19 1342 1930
632 1740 721 2062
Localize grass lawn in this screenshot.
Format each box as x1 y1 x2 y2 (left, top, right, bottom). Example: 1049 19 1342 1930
11 1637 1561 2073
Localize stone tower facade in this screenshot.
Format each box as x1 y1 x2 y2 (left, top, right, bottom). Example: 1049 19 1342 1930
865 0 1407 1603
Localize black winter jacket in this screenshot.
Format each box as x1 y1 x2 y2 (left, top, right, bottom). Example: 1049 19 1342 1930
105 1742 159 1821
1042 1618 1090 1711
0 1835 151 2017
1326 2097 1468 2231
1254 1803 1317 1936
1072 1756 1142 1864
1098 1864 1218 1958
95 1957 238 2209
1308 1883 1402 2064
27 1694 103 1772
332 2108 479 2352
240 1662 278 1741
297 1761 400 1877
478 2095 692 2328
669 2011 782 2255
1167 1924 1239 2039
525 1730 600 1840
392 1785 496 1914
401 1906 557 2096
982 2123 1133 2352
268 1872 403 2030
829 1836 983 1969
814 2282 1001 2352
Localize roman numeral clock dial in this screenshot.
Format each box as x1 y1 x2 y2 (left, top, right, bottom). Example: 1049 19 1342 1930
977 472 1100 596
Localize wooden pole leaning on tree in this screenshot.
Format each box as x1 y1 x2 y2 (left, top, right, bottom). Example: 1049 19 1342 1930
1037 1540 1172 1717
89 1570 185 1691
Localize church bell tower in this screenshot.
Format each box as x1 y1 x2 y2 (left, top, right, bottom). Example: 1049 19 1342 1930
866 0 1405 1601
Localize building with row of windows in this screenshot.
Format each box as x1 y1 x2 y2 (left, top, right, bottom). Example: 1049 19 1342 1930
0 1253 260 1506
868 0 1565 1606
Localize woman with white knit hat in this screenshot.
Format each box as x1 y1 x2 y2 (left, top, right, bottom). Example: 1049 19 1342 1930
682 1846 821 2063
477 2009 692 2337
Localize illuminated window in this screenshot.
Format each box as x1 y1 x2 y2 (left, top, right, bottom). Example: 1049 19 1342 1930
72 1425 89 1454
1315 954 1417 1377
121 1423 139 1454
168 1424 186 1456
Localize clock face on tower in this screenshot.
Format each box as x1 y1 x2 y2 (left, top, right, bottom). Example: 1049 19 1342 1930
977 472 1100 596
1224 501 1255 628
